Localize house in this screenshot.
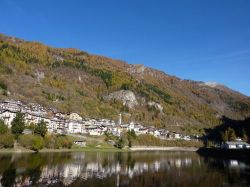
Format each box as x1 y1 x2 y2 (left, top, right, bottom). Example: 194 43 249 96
112 126 122 137
153 130 161 137
137 128 148 135
0 110 16 127
173 132 181 139
24 113 42 124
183 135 191 141
221 141 250 149
87 126 102 136
67 120 84 134
74 140 86 147
0 100 22 112
23 129 33 135
128 122 135 131
68 113 82 121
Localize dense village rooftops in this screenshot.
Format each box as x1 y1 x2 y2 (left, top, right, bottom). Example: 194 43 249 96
0 99 193 140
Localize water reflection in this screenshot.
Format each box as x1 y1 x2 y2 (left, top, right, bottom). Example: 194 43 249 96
0 151 249 187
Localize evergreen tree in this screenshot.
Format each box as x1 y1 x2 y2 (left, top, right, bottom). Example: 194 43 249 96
34 120 48 137
11 112 25 138
115 137 125 149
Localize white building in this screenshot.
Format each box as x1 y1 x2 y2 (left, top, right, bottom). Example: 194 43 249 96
67 120 85 134
68 113 82 121
0 110 16 127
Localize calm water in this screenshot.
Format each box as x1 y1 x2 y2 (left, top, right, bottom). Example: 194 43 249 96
0 151 249 187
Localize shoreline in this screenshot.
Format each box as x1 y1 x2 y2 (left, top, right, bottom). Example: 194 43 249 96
0 146 199 153
130 146 198 152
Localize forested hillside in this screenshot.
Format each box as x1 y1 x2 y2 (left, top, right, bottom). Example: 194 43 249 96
0 33 250 135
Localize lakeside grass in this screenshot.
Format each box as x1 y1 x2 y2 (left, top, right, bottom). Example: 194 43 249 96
0 145 128 153
0 134 202 153
0 145 199 154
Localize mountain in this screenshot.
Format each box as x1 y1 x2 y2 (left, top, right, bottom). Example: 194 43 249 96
0 33 250 135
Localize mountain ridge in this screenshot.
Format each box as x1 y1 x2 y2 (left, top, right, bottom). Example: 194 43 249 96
0 33 249 135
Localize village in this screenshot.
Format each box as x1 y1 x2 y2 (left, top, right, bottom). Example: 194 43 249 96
0 99 194 141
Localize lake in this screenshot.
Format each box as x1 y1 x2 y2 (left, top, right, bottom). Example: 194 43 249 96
0 151 249 187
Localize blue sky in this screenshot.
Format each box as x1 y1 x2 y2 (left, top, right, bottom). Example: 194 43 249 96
0 0 250 96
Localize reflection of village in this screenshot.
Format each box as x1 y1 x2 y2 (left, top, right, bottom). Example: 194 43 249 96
0 100 197 140
40 158 195 186
0 152 248 187
0 153 197 186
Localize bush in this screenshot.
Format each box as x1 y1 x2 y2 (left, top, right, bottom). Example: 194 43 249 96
19 134 44 151
115 137 125 149
44 135 57 149
55 135 73 149
0 120 9 134
44 135 73 149
32 136 45 151
0 133 15 148
0 80 7 90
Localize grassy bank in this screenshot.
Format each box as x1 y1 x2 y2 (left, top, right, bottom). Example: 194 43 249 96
131 135 203 148
0 146 127 153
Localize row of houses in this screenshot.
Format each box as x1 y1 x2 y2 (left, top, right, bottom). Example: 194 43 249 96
0 100 192 140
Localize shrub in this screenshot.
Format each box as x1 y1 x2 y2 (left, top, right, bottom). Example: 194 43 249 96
115 137 125 149
55 135 73 149
19 134 44 151
19 134 32 148
45 135 73 150
32 136 45 151
0 80 7 90
44 135 59 149
0 120 8 134
0 133 15 148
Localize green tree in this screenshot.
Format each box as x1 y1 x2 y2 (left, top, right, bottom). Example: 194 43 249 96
127 130 136 148
115 137 125 149
0 119 8 134
127 129 136 139
11 112 25 138
34 120 47 137
128 139 132 148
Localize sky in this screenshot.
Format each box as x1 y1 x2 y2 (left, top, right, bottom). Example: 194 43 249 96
0 0 250 96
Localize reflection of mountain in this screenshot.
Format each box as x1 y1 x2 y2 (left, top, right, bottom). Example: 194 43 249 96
0 152 249 187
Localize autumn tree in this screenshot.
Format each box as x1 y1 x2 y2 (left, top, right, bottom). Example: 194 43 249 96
221 127 237 142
